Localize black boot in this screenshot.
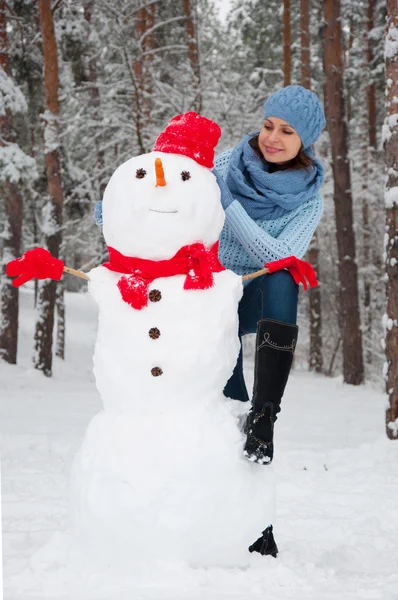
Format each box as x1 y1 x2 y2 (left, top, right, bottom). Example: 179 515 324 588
249 525 278 557
243 319 298 465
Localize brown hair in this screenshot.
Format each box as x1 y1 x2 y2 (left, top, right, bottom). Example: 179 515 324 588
248 135 315 173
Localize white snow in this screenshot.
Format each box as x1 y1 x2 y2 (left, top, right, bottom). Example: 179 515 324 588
1 288 398 599
41 110 60 154
41 201 60 237
215 0 234 22
381 113 398 143
387 418 398 437
382 312 395 332
385 185 398 208
385 24 398 60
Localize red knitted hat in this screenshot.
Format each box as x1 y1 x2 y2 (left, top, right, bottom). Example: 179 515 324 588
153 112 221 169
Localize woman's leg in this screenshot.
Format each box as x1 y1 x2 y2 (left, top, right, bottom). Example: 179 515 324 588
223 278 265 402
259 269 299 324
243 270 299 465
223 270 299 403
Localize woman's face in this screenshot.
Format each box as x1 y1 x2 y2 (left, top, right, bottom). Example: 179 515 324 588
258 117 302 163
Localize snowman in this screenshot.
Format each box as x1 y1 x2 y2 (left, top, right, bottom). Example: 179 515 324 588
7 113 315 567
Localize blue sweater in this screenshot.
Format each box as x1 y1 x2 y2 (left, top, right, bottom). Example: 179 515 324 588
215 150 324 278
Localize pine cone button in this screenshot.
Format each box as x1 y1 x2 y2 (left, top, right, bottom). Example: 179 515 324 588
149 289 162 302
149 327 160 339
151 367 163 377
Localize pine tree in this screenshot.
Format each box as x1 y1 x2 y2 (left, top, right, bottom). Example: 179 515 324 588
183 0 202 114
33 0 64 377
283 0 291 86
384 0 398 439
323 0 364 385
300 0 323 373
0 0 37 364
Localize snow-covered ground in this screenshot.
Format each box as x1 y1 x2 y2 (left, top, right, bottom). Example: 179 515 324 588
1 288 398 600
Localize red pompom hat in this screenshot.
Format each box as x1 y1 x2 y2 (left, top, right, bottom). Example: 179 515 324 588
153 111 221 169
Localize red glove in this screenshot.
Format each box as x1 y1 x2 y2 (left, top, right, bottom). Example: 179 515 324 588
6 248 64 288
265 256 318 291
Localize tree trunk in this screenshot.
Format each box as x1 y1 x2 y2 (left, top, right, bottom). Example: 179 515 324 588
142 2 155 129
361 6 374 365
133 3 155 153
184 0 202 114
384 0 398 439
368 0 377 151
34 0 64 377
301 0 323 373
283 0 291 87
323 0 364 385
55 280 65 360
133 6 145 154
300 0 311 89
84 0 105 196
307 233 323 373
362 175 372 365
0 0 23 364
345 18 355 124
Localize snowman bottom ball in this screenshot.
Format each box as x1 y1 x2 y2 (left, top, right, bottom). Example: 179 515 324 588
69 400 276 568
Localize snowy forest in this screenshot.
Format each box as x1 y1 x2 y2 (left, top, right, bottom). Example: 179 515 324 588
0 0 398 435
2 1 398 597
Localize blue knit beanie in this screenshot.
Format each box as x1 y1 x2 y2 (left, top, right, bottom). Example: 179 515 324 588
263 85 326 149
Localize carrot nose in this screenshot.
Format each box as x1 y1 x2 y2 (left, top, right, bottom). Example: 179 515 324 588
155 158 166 187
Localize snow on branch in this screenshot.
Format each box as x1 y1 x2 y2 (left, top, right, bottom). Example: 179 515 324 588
41 200 61 237
139 15 187 47
141 44 188 58
385 186 398 208
385 23 398 60
0 67 27 116
40 110 60 154
387 417 398 438
382 113 398 143
368 25 386 41
0 143 37 184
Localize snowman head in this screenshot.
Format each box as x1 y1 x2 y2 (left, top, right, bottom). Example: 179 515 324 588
102 113 225 260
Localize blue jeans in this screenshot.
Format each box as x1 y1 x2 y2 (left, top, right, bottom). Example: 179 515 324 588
224 270 299 402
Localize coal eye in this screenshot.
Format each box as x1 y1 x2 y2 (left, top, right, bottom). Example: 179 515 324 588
181 171 191 181
136 168 146 179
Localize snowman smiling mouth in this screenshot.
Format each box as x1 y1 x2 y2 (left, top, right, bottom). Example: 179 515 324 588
149 209 178 214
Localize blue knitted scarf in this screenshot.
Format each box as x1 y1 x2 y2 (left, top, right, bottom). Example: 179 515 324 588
226 134 325 220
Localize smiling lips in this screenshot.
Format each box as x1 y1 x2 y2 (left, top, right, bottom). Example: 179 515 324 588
265 146 283 154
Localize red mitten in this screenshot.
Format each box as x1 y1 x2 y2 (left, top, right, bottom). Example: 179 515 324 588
265 256 318 291
6 248 64 288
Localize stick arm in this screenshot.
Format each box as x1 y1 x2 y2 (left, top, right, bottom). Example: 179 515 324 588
66 265 266 284
63 266 89 281
242 267 269 282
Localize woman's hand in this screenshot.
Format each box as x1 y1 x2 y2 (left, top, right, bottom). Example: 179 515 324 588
212 168 234 210
265 256 318 290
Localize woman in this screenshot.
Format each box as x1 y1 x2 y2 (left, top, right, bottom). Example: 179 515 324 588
213 85 325 466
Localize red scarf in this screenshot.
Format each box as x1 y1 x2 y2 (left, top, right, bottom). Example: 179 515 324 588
103 242 225 310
